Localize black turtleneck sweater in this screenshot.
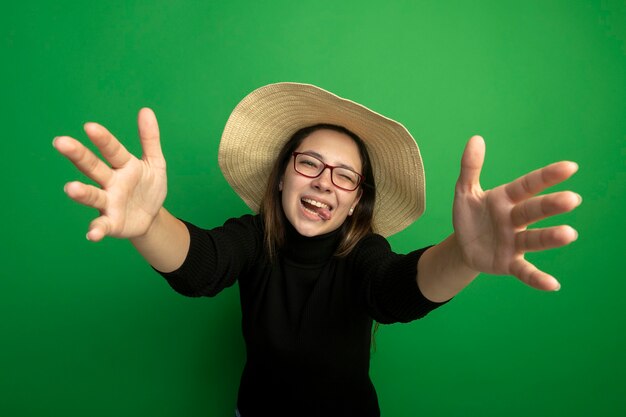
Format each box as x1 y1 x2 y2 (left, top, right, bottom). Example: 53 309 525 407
159 214 447 417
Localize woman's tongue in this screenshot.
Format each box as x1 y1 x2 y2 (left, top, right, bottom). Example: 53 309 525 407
302 200 331 220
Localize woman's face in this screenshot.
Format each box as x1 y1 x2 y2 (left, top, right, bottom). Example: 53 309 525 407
281 129 363 237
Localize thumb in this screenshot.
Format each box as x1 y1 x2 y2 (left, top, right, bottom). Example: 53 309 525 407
86 216 112 242
137 107 164 162
457 135 485 191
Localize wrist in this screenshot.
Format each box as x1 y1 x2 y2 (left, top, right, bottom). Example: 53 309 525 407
417 233 479 303
132 207 167 243
448 232 480 276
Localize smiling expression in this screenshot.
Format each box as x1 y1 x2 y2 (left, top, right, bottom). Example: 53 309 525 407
280 129 363 237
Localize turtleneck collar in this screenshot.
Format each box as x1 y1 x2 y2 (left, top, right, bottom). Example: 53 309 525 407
281 221 343 265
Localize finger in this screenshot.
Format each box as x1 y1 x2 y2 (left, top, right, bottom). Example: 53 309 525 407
64 181 107 211
53 136 114 186
86 216 113 242
515 225 578 252
83 122 133 169
511 191 582 227
510 258 561 291
504 161 579 204
456 135 485 191
137 108 165 162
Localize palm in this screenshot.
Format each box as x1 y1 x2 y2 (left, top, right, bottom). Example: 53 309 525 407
454 186 515 274
452 136 580 291
98 155 166 238
54 108 167 241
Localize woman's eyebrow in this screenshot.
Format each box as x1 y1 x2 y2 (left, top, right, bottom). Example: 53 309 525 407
300 150 358 172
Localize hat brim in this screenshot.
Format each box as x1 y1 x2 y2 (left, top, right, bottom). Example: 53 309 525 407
218 82 425 237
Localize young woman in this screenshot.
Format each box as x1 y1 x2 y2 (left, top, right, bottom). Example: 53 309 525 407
53 83 581 416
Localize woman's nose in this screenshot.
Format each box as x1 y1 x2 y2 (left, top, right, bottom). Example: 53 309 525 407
312 167 333 191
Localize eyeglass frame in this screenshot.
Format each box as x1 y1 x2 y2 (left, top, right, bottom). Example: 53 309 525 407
291 152 365 191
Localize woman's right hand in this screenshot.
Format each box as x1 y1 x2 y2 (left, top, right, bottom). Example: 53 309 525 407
53 108 168 242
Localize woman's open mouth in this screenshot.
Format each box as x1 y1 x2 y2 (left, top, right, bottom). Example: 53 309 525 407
301 197 332 220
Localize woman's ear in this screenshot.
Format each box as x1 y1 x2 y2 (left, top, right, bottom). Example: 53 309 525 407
279 180 283 191
348 190 362 216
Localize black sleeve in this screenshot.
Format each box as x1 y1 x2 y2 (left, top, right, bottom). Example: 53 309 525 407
156 214 263 298
351 234 450 324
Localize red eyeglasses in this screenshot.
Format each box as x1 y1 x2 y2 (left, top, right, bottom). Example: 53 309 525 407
292 152 364 191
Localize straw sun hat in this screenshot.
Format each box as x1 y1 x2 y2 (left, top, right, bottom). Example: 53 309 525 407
218 82 425 237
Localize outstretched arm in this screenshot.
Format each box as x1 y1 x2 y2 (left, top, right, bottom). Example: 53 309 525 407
417 136 581 302
54 108 190 272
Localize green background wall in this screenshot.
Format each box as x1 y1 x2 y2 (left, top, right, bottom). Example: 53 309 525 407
2 1 625 416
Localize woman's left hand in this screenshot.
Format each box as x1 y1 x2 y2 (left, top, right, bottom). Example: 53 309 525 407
452 135 581 291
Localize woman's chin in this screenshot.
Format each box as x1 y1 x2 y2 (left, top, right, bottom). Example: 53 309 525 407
292 221 327 237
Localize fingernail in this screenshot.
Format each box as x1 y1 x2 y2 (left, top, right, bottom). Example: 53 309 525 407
86 232 91 241
576 193 583 205
553 282 561 291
